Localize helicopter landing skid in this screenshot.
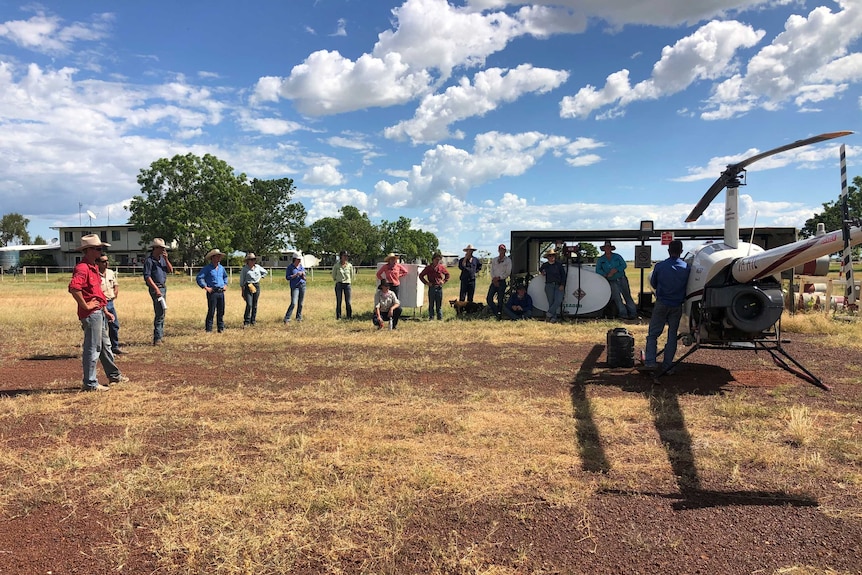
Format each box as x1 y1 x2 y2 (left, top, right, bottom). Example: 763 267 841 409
652 339 830 391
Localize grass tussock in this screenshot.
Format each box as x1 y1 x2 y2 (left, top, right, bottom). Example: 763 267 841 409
0 279 861 572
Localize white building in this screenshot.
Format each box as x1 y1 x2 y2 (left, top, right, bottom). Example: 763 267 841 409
51 225 147 267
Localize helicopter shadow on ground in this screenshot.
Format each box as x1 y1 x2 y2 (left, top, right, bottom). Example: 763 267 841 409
569 344 817 510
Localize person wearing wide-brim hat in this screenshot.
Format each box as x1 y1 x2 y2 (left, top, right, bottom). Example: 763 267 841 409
284 252 307 323
539 247 566 323
196 248 229 333
596 239 637 320
373 280 402 330
458 244 482 302
376 253 408 297
143 238 174 346
487 243 512 319
240 252 268 327
331 250 356 320
68 234 126 391
419 251 450 320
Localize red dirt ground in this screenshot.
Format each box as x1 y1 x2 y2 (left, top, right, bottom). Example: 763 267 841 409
1 332 860 574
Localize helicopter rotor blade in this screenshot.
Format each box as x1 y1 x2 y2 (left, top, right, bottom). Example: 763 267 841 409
685 130 853 223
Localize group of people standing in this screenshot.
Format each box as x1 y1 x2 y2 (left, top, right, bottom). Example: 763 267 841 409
68 233 691 390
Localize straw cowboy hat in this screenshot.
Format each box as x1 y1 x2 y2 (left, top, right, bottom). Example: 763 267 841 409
544 249 558 257
150 238 168 250
77 234 111 251
601 240 616 251
384 253 399 262
463 244 477 252
244 252 257 261
205 249 224 261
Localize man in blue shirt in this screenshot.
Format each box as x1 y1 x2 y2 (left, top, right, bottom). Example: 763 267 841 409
596 240 637 320
284 253 306 323
143 238 173 345
644 240 690 373
503 284 533 320
196 248 229 333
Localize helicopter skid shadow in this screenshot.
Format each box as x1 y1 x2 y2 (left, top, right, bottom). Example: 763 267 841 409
570 344 816 508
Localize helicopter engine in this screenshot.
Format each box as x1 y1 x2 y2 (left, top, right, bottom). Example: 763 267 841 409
697 273 784 341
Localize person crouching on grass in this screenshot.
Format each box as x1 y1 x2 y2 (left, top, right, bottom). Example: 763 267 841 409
68 234 128 391
373 281 402 330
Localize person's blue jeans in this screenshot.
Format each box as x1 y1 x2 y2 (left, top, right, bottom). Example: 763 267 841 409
205 289 226 332
284 284 305 322
149 286 167 343
80 310 120 389
105 299 120 351
335 282 352 319
503 306 528 320
243 284 260 325
609 276 638 319
645 300 683 369
486 280 506 316
428 285 443 319
545 282 564 319
460 279 476 302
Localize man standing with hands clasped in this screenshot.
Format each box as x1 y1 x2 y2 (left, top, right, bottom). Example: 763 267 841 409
196 249 229 333
487 244 511 319
143 238 172 346
597 240 638 320
69 234 128 391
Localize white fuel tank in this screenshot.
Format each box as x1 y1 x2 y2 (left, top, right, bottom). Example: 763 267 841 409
528 265 611 317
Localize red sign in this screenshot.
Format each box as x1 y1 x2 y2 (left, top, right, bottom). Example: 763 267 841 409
661 231 674 245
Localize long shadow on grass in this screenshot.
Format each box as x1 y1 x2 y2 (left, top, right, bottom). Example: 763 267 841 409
571 344 817 509
0 387 81 398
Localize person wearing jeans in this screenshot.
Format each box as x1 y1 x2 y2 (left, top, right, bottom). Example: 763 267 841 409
597 240 638 319
143 238 172 345
331 250 355 319
539 249 566 323
196 248 229 333
69 234 126 391
486 243 511 318
644 240 690 374
284 253 306 323
419 252 450 320
240 252 268 326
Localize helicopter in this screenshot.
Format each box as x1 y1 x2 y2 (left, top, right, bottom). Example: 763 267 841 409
662 131 859 389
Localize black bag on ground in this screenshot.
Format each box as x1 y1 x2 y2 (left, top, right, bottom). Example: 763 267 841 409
606 327 634 368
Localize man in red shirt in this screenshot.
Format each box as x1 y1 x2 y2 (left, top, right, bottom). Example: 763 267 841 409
68 234 127 391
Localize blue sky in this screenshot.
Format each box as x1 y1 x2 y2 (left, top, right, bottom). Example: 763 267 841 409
0 0 860 258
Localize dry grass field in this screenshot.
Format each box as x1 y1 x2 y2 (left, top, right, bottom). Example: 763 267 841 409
0 270 861 575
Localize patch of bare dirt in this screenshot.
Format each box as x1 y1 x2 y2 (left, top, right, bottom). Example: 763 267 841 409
1 332 861 574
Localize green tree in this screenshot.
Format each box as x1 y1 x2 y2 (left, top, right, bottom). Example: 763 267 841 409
800 175 862 256
0 213 31 246
232 177 306 258
379 216 438 263
129 153 246 265
581 243 599 260
33 235 47 245
297 206 380 265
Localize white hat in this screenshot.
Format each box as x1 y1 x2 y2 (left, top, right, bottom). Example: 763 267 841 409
77 234 111 251
245 252 257 261
292 252 302 260
150 238 168 250
463 244 476 252
205 248 224 261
